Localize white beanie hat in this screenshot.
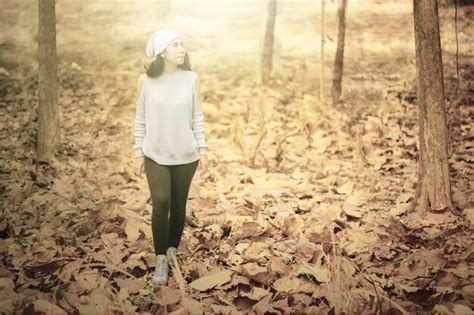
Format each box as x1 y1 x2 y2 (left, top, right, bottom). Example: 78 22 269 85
145 28 182 58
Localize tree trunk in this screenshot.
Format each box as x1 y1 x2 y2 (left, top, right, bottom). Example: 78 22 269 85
37 0 60 162
411 0 454 214
331 0 348 105
261 0 277 85
320 0 325 102
439 0 474 6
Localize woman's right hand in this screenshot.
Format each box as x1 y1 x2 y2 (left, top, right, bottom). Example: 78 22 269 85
133 156 145 177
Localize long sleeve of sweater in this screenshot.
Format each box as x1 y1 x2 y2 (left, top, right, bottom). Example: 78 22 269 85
192 73 209 155
133 76 146 157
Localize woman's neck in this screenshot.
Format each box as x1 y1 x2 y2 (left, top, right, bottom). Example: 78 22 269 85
163 61 178 73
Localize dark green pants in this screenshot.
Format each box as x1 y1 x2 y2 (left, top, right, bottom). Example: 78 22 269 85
144 156 199 255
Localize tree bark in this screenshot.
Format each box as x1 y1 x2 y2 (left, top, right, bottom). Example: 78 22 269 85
261 0 277 85
320 0 325 102
411 0 454 214
331 0 348 105
37 0 60 161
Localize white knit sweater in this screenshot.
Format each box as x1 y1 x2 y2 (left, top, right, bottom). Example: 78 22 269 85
133 69 209 165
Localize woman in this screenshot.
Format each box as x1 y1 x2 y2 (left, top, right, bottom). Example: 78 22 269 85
132 28 209 285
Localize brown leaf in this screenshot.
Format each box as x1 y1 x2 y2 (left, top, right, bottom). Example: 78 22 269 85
342 227 380 256
240 286 271 300
115 278 146 294
295 241 317 263
297 261 330 283
154 286 181 305
452 304 473 313
77 291 113 313
273 276 301 293
32 299 67 315
337 181 355 195
0 278 17 313
231 220 265 241
252 294 277 314
293 293 313 306
217 274 250 290
241 262 273 285
282 215 305 238
269 256 292 275
189 270 233 291
76 269 108 291
398 249 446 280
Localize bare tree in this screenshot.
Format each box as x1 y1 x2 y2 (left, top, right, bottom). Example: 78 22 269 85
331 0 348 105
37 0 60 161
410 0 455 214
320 0 326 102
260 0 277 85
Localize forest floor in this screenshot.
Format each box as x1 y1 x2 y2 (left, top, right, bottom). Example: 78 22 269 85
0 1 473 314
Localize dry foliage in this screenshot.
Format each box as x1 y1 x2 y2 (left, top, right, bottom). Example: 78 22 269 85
0 0 473 314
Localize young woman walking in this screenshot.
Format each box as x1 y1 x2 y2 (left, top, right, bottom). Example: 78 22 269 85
132 28 209 285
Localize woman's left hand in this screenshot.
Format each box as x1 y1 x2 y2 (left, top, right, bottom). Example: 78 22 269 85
198 154 209 177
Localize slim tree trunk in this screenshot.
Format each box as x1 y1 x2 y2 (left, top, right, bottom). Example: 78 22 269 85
261 0 277 85
320 0 326 102
37 0 60 161
411 0 454 214
331 0 348 105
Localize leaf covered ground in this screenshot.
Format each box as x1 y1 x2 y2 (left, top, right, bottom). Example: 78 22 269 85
0 0 473 314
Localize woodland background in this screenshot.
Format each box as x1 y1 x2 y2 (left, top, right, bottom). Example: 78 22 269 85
0 0 473 313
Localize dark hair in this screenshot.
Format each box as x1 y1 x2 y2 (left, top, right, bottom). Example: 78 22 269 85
144 52 192 78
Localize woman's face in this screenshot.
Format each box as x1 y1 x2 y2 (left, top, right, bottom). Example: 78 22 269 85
162 38 186 65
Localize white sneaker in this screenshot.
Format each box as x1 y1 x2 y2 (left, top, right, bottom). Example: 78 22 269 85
153 254 169 285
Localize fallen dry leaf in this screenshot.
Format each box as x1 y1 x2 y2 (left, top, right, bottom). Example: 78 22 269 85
189 270 233 291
